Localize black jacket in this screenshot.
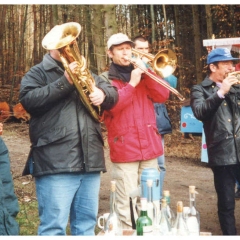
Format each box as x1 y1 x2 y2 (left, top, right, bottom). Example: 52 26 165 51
190 76 240 167
19 53 118 177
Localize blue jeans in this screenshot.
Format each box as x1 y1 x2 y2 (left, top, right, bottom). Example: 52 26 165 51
35 172 100 235
157 135 165 199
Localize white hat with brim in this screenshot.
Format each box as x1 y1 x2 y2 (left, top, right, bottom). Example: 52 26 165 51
107 33 133 50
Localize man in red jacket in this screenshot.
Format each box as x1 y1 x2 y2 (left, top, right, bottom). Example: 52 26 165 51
102 33 170 229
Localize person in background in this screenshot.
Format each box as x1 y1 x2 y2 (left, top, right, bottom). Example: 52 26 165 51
190 48 240 235
0 122 19 235
19 22 118 236
101 33 170 229
133 35 176 199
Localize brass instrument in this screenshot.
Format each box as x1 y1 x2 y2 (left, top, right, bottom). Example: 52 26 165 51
125 48 185 101
228 71 240 82
132 48 177 79
42 22 102 122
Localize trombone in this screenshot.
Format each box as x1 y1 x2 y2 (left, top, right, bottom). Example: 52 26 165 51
124 48 185 101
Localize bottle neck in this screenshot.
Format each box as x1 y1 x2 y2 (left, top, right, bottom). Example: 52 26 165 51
177 211 184 218
189 192 196 208
140 210 149 217
110 190 116 213
164 195 171 205
147 186 152 202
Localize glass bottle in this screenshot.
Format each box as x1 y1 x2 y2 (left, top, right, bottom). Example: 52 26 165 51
159 198 172 235
104 181 123 236
163 190 175 227
172 201 189 236
146 179 154 222
136 198 153 236
186 185 200 235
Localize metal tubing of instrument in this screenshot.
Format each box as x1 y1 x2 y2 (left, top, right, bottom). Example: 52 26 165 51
228 71 240 82
123 56 185 101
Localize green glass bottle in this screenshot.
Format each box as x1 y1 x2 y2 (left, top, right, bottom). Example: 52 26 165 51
136 198 153 236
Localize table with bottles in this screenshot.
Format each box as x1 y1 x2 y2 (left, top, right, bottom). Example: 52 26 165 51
97 179 212 236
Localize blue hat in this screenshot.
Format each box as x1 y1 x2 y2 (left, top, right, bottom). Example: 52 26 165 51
207 48 240 64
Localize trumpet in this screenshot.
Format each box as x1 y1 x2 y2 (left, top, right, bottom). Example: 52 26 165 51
228 71 240 82
124 48 185 101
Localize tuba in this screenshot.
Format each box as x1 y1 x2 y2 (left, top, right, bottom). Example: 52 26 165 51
42 22 102 122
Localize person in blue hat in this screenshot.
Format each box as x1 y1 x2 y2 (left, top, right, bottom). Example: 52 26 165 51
190 48 240 235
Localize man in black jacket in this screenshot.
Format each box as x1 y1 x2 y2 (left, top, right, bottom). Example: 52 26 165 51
190 48 240 235
19 23 118 236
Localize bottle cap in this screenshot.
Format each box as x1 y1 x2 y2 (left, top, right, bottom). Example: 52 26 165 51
189 185 198 194
163 190 170 196
110 181 116 192
177 201 183 212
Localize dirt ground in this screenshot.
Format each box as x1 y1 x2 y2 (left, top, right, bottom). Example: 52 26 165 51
2 121 240 236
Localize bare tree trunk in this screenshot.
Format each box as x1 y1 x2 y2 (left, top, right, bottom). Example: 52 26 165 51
150 5 155 45
102 5 117 70
163 5 168 41
52 5 59 26
205 5 213 39
192 5 203 84
0 5 7 86
90 5 106 74
9 5 28 105
32 5 38 65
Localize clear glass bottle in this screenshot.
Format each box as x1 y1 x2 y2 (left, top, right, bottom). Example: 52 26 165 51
186 185 200 235
159 198 172 235
163 190 176 227
104 181 123 236
146 179 154 222
172 201 189 236
136 198 153 236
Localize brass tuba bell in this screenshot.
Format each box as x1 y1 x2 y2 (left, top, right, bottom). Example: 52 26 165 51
42 22 103 122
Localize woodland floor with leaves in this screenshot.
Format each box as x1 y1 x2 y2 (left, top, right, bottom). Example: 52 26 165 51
2 122 240 236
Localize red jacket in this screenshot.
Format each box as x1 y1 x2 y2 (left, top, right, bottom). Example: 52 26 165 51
103 69 170 163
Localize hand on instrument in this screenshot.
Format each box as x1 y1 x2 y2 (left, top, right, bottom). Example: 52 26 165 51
89 81 106 106
64 61 80 85
129 58 146 87
218 75 239 96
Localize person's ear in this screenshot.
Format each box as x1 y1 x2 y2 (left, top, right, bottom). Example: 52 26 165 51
210 64 217 73
107 49 113 58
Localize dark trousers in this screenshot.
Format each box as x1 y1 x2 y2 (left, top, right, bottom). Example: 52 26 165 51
211 164 240 235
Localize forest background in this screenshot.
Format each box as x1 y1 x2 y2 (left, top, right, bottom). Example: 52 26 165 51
0 3 239 236
0 4 239 128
